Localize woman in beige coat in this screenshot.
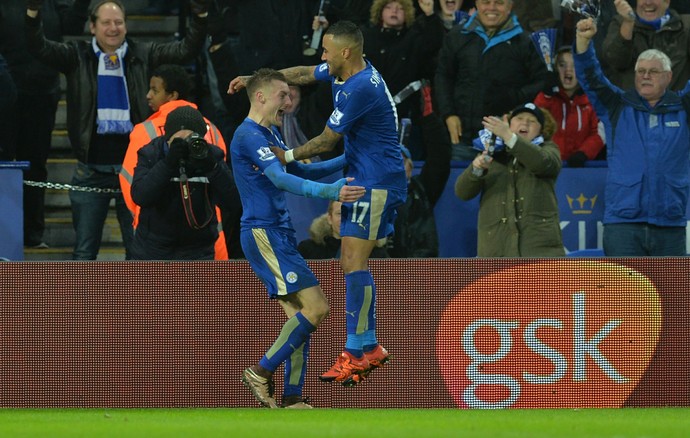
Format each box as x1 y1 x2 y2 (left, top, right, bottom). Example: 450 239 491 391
455 103 564 257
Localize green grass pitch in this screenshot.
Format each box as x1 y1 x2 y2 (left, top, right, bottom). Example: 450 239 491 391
0 408 688 438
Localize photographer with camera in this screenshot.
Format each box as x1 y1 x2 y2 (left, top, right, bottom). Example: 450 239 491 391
120 65 241 259
130 106 239 260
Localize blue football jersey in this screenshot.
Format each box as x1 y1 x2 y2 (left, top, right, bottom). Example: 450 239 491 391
314 61 407 191
230 117 292 229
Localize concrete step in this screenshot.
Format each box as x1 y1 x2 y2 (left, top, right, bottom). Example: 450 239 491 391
46 157 75 184
45 159 73 208
51 129 71 157
55 100 66 130
45 188 70 208
42 210 124 248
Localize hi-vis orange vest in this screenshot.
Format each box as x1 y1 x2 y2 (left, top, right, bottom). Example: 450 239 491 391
119 100 229 260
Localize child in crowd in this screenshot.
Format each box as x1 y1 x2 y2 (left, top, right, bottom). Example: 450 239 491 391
455 103 564 257
534 46 605 167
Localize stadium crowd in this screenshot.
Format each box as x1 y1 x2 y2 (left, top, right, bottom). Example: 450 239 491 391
2 0 690 258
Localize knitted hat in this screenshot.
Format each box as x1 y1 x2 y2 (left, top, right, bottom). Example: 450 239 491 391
509 102 545 127
164 106 207 140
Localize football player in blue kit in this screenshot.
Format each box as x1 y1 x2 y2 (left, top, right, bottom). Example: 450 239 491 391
230 68 365 408
229 20 407 387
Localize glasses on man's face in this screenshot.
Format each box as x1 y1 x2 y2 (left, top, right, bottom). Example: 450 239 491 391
635 68 665 77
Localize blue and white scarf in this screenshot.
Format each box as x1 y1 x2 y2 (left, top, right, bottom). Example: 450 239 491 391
473 128 545 153
638 12 671 31
92 38 133 134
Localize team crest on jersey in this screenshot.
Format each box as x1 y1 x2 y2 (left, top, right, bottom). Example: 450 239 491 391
329 109 344 126
318 63 328 73
286 272 298 284
256 146 275 161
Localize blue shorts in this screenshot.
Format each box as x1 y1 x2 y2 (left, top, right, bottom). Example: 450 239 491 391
340 187 406 240
241 227 319 299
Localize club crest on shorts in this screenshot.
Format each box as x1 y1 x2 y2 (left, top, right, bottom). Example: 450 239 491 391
286 272 298 284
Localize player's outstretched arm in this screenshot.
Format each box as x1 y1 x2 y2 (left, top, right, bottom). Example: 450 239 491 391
272 126 342 164
287 154 346 180
264 162 364 202
279 66 318 86
229 66 316 94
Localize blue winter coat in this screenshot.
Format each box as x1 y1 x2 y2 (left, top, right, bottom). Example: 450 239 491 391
574 44 690 227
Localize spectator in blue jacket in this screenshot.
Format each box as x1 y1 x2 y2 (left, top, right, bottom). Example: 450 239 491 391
574 17 690 256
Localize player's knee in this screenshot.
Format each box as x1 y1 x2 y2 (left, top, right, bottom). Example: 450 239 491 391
312 299 330 326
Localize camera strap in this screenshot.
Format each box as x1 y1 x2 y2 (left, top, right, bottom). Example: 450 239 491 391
178 167 214 230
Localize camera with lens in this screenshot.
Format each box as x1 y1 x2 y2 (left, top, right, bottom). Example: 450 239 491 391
186 132 209 160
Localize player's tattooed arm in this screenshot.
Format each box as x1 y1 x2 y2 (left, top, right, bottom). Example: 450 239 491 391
280 66 317 86
271 126 342 164
294 126 342 160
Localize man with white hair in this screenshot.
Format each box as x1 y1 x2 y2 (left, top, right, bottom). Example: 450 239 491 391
574 17 690 256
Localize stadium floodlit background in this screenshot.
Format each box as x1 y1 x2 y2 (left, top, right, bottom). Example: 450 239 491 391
1 258 688 409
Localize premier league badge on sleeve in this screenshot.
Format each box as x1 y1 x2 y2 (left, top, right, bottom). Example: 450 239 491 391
257 146 275 161
329 109 344 126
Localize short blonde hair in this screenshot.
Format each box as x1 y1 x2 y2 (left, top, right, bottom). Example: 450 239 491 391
245 68 287 100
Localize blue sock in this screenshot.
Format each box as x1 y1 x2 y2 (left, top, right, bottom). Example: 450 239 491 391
259 312 315 372
283 334 310 398
362 274 378 352
344 270 376 357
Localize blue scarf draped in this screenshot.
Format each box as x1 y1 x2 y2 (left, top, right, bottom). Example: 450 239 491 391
92 38 133 134
637 12 671 31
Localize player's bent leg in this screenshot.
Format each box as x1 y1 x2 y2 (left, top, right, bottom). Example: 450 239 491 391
339 236 376 274
282 335 312 408
281 285 329 327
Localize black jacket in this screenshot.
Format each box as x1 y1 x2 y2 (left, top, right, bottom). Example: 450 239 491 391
361 13 443 119
130 136 240 260
434 15 547 141
388 114 451 257
24 13 207 163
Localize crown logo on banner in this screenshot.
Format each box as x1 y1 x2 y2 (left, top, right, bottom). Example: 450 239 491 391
566 193 597 214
